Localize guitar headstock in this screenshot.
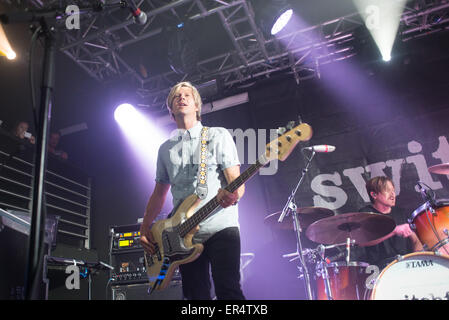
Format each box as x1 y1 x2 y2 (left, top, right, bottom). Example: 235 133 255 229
262 122 313 163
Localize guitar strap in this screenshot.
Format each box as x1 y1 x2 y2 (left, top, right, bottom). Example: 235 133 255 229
196 126 209 200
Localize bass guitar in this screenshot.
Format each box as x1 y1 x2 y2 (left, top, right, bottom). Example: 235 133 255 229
144 122 313 292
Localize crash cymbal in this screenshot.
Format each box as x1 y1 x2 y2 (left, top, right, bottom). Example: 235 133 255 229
305 212 396 246
264 207 334 230
428 163 449 175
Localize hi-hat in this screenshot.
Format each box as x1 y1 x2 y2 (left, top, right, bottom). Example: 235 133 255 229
305 212 396 246
428 163 449 175
264 207 334 230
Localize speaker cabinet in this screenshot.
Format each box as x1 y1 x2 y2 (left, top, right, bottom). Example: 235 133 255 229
111 281 183 300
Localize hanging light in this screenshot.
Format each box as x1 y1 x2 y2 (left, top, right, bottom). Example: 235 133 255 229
167 22 199 75
353 0 407 63
271 8 293 35
255 0 294 37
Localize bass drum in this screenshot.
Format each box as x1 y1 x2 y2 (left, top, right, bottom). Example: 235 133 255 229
370 252 449 300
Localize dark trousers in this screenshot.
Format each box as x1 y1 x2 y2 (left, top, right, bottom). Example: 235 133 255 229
179 227 245 300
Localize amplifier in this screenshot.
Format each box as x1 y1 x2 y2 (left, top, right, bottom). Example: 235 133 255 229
110 250 182 285
109 223 182 286
111 281 183 300
110 224 142 251
110 224 147 285
110 250 148 285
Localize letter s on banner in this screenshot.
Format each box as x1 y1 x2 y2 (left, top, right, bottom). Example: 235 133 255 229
311 172 348 210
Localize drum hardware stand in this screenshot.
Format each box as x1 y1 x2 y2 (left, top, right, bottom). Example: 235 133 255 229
316 246 333 300
278 150 316 300
315 241 354 300
345 237 351 265
416 181 436 207
284 240 357 300
395 254 404 262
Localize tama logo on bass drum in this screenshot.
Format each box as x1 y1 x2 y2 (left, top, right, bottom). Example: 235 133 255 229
405 259 434 269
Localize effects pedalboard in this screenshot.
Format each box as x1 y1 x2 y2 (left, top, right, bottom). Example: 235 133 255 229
109 224 148 285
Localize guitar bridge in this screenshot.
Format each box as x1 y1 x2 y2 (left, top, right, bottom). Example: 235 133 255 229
145 253 154 267
144 243 163 267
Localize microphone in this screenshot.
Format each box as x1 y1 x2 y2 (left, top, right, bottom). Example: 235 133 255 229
122 0 147 25
302 145 336 153
416 182 436 206
418 183 429 201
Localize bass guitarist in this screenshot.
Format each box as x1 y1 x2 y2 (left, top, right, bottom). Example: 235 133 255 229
140 81 246 300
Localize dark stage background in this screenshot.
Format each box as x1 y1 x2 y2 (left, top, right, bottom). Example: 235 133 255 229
0 21 448 300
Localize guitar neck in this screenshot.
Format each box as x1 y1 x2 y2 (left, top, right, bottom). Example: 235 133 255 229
178 160 264 237
225 159 264 193
177 122 312 238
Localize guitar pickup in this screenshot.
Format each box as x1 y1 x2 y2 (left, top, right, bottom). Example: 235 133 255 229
162 232 172 252
156 247 162 261
145 254 154 267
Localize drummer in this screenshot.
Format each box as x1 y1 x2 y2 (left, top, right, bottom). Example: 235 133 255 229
354 176 423 269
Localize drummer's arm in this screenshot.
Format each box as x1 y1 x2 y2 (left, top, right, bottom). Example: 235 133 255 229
410 232 424 252
394 223 423 251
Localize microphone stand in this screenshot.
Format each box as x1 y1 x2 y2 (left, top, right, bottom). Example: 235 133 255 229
0 2 116 300
316 244 333 300
278 149 316 300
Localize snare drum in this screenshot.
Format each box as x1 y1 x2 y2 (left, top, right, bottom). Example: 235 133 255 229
315 261 369 300
370 252 449 300
409 200 449 255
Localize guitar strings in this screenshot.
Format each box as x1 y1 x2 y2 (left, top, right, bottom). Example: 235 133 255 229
178 160 263 237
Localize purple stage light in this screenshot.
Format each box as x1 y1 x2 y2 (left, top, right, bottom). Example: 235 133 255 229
114 103 169 162
115 103 169 171
114 103 136 124
114 102 174 211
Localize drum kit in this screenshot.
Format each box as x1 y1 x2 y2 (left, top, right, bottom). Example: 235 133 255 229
264 163 449 300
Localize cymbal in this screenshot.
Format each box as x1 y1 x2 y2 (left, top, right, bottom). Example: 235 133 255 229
305 212 396 246
264 207 334 230
428 163 449 175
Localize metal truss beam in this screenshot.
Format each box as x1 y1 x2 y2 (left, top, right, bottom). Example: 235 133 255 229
12 0 449 113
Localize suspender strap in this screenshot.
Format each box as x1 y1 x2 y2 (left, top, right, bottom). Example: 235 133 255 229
196 126 209 200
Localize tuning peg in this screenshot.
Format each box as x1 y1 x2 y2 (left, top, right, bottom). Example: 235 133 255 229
277 127 287 136
286 121 296 131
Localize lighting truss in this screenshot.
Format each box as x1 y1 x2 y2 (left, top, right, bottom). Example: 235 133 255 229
9 0 449 114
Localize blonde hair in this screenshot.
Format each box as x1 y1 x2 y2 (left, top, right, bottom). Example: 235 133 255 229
166 81 202 121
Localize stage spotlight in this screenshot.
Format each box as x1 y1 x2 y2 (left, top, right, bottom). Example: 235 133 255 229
271 9 293 35
0 23 15 60
114 103 136 124
6 49 16 60
382 53 391 62
255 0 294 37
114 101 170 181
353 0 406 62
